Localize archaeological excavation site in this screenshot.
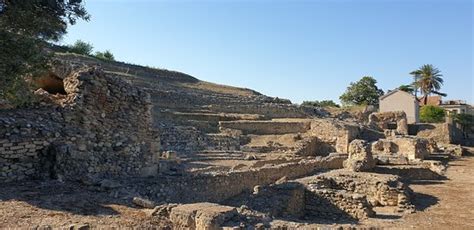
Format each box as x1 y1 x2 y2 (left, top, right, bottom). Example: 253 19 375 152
1 53 473 229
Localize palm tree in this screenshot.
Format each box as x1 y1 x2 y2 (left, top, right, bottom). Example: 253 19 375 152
410 64 446 105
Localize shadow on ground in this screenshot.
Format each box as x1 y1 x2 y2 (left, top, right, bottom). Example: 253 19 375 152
411 192 439 211
0 180 123 216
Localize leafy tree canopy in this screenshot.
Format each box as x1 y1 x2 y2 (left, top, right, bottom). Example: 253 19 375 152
410 64 445 103
339 76 384 106
302 100 340 108
420 105 445 123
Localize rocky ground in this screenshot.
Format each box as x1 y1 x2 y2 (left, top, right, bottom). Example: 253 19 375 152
1 150 473 229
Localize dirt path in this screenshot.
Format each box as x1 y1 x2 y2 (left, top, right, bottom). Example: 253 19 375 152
392 155 474 229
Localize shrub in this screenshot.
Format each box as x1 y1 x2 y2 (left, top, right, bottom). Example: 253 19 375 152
68 40 93 55
94 50 115 61
302 100 340 108
420 105 445 123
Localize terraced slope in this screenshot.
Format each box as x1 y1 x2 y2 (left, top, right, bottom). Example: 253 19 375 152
54 53 315 157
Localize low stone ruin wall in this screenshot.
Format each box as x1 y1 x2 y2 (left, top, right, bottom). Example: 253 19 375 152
304 184 374 220
368 111 408 135
374 165 446 181
219 120 311 135
309 119 360 153
301 170 413 214
414 122 464 144
133 154 346 204
371 136 430 160
0 68 160 182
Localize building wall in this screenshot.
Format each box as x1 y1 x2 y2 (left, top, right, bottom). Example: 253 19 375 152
380 91 419 124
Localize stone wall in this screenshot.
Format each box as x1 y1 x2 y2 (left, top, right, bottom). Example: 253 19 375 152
0 109 64 182
368 111 408 135
415 122 464 144
309 119 360 153
133 154 346 204
219 120 311 135
0 68 160 182
372 136 430 160
303 170 413 211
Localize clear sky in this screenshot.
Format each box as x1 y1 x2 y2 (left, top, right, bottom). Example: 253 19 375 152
61 0 473 104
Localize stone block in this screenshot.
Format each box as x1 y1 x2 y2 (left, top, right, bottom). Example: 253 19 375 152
169 203 237 230
343 139 376 172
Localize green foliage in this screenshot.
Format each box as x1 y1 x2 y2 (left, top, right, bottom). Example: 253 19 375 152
453 113 474 133
339 76 384 106
68 40 94 55
0 0 89 107
94 50 115 61
398 84 415 94
302 100 340 108
410 64 445 104
420 105 446 123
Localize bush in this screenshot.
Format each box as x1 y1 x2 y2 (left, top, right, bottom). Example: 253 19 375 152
302 100 340 108
94 50 115 61
68 40 93 55
420 105 445 123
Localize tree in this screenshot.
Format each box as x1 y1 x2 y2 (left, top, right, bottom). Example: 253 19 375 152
339 76 384 106
302 100 340 108
94 50 115 61
420 105 445 123
398 84 415 94
410 64 446 105
0 0 89 106
68 40 94 55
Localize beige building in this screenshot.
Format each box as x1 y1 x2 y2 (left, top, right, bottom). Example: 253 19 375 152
379 89 419 124
440 100 474 116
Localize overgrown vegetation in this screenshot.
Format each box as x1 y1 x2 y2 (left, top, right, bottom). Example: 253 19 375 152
339 76 384 106
302 100 340 108
0 0 89 107
66 40 116 61
94 50 115 61
67 40 93 55
420 105 446 123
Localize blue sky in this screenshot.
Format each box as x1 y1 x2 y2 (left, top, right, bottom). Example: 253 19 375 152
62 0 473 104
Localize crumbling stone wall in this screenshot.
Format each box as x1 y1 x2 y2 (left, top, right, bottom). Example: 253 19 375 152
368 111 408 135
304 170 413 212
135 154 346 204
0 109 64 182
415 121 463 144
219 120 311 135
371 136 430 160
309 119 360 153
0 68 160 182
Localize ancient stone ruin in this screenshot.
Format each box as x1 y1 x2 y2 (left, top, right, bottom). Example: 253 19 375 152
0 54 467 229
